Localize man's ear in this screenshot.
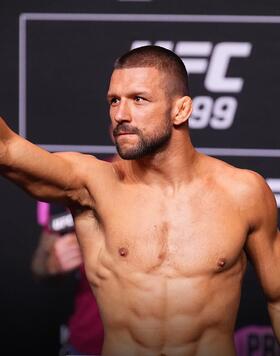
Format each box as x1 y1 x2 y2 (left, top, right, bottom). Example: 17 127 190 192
173 96 192 126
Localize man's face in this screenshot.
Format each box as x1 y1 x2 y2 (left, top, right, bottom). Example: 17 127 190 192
107 67 174 160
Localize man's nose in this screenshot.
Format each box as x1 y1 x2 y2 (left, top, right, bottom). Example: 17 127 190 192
114 101 131 123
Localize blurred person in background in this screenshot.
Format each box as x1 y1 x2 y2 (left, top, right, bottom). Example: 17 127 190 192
32 201 104 356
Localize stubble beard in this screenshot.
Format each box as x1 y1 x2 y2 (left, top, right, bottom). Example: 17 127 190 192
114 121 172 160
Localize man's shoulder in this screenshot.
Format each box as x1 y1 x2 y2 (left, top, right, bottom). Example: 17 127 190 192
203 155 274 211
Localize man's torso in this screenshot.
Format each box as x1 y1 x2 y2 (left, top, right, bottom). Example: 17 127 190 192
72 155 250 356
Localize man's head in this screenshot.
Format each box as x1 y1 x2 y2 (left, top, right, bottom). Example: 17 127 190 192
114 45 190 98
107 45 192 160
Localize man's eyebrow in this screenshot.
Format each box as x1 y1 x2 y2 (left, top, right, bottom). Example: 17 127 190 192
127 91 152 99
107 91 151 100
107 93 117 101
131 90 150 96
107 89 152 101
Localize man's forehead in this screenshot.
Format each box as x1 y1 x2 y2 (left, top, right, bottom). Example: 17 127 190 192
109 66 165 90
111 66 161 78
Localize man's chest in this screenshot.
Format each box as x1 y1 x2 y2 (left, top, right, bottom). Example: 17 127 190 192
96 189 248 276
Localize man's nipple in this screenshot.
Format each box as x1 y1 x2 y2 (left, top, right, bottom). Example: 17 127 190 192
119 247 129 257
217 258 226 270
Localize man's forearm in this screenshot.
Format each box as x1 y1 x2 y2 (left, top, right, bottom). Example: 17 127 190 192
268 301 280 344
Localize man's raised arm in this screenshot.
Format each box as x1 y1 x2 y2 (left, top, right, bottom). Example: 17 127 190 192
0 116 93 208
244 171 280 342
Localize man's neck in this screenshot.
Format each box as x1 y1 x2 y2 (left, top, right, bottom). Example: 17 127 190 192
122 129 199 188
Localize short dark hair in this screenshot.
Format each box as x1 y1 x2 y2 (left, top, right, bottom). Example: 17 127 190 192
114 45 190 97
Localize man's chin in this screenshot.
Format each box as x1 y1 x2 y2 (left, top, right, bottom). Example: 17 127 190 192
116 145 144 160
118 150 142 160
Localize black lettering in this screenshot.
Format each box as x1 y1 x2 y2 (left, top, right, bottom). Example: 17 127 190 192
264 334 275 355
248 334 260 355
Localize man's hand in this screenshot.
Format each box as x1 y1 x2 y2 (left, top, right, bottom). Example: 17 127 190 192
47 233 82 274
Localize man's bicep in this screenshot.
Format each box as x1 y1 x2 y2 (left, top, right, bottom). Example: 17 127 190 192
245 174 280 302
1 135 92 206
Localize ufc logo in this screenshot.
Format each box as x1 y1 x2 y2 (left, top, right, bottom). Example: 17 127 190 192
131 41 252 93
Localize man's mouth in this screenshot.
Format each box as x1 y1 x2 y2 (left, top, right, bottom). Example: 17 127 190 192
117 132 136 136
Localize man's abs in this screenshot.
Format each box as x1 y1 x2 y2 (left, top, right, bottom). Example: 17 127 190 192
102 329 236 356
91 249 246 356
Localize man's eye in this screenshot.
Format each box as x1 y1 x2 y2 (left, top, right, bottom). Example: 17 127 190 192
135 96 145 102
110 98 119 105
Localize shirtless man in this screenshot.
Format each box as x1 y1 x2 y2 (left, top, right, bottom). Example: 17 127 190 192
0 45 280 356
